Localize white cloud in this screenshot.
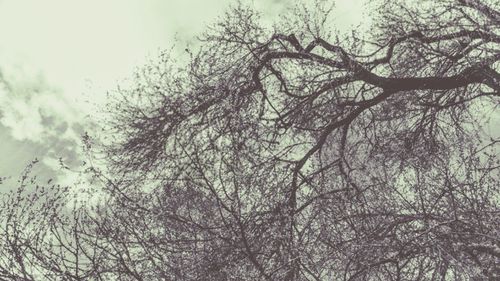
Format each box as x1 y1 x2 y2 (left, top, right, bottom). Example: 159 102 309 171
0 64 82 143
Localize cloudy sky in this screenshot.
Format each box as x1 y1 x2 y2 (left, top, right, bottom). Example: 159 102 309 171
0 0 368 187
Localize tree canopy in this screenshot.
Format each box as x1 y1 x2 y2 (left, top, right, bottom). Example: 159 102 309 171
1 0 499 280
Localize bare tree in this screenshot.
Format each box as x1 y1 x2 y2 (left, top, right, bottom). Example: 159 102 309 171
1 0 499 280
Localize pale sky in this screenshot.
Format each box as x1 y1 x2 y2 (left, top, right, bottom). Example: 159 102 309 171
0 0 368 186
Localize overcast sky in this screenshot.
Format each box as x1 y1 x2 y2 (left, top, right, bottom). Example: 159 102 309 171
0 0 369 187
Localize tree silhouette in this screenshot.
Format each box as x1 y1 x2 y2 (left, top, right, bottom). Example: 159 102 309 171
1 0 499 280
